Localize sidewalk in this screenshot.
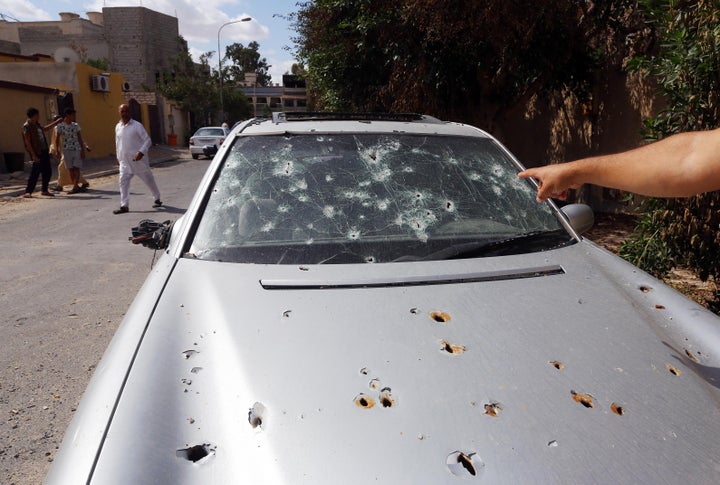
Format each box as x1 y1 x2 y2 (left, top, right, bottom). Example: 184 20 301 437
0 145 187 198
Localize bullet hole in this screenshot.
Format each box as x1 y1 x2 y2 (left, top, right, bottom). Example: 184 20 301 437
457 453 476 476
446 451 484 478
369 379 381 390
571 391 594 408
440 340 465 355
429 311 451 323
409 307 419 314
181 378 192 386
655 304 666 310
187 417 195 424
639 285 652 293
282 310 292 318
379 388 395 408
360 367 370 375
182 350 199 359
299 266 309 271
547 440 559 447
176 443 215 463
248 402 266 429
354 394 375 409
684 349 699 363
611 403 625 416
550 360 565 370
191 367 202 374
484 402 501 417
666 364 681 376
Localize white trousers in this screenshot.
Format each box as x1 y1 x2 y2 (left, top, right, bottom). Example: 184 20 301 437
119 168 161 208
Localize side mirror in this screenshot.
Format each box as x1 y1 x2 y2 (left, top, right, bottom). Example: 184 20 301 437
560 203 594 234
129 219 173 250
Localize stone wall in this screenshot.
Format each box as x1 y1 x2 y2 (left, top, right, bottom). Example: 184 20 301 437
13 18 107 62
103 7 179 92
0 39 19 54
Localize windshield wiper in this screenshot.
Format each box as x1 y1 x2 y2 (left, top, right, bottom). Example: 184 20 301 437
413 230 573 261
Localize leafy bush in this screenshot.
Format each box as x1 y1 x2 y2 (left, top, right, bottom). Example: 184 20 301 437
622 1 720 310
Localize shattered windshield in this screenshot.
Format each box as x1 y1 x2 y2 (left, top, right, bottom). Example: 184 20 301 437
188 133 574 264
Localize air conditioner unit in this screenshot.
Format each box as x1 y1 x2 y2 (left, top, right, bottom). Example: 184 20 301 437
90 75 109 92
121 81 131 91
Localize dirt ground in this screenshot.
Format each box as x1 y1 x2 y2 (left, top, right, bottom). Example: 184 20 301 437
585 212 718 309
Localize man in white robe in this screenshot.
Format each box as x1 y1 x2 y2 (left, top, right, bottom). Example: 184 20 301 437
113 104 162 214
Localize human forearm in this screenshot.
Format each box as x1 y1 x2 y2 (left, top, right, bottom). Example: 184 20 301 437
580 130 720 197
519 129 720 200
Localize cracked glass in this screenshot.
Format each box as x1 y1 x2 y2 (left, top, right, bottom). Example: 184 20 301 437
188 133 574 264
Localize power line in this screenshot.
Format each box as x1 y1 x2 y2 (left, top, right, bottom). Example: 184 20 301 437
0 12 21 22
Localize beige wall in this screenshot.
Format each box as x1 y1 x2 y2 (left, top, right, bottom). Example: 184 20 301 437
0 85 58 165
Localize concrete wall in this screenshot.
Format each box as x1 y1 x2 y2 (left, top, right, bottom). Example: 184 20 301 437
0 40 20 54
161 98 189 146
0 61 79 91
0 7 179 93
0 14 107 61
103 7 179 91
458 65 661 210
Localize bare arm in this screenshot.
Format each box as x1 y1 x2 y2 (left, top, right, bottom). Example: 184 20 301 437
78 131 88 158
518 128 720 201
42 117 63 131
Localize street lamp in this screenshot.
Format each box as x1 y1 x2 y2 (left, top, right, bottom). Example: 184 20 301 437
218 17 251 121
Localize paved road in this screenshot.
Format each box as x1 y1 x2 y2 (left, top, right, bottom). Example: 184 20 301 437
0 156 211 484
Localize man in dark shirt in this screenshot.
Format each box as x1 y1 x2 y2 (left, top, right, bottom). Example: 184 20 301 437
22 107 62 198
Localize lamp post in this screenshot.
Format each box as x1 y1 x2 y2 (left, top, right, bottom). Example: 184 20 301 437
218 17 251 121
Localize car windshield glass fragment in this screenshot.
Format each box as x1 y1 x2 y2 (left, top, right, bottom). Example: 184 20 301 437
189 134 573 264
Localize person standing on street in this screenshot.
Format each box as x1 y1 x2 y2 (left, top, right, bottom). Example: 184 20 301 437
55 108 91 194
50 118 90 192
22 107 63 198
113 104 162 214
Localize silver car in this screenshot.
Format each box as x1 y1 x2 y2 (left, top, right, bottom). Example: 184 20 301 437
46 113 720 484
189 126 229 159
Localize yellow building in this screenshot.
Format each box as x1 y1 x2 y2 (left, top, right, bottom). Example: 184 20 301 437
0 53 126 159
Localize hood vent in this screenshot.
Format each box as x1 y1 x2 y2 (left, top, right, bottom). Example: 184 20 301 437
260 265 564 290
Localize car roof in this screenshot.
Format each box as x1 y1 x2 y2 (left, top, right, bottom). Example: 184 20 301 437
230 112 493 138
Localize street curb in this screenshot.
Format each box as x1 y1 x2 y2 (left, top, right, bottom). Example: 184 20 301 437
0 155 180 199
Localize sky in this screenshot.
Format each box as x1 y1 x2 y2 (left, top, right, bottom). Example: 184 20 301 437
1 0 301 85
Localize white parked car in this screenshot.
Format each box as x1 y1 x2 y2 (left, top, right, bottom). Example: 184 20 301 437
46 113 720 484
188 126 229 159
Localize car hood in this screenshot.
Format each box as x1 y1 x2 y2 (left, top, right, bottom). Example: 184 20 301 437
88 241 720 484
